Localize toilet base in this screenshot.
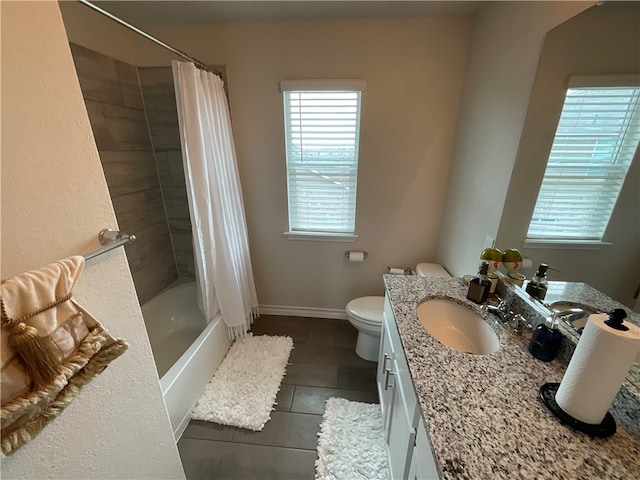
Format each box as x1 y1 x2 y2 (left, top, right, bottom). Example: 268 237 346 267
355 331 381 362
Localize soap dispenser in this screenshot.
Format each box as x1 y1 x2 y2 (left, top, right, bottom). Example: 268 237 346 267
467 262 491 304
528 314 563 362
525 263 554 301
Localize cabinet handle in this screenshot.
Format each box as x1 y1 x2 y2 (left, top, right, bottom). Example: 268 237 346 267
384 369 395 390
382 353 390 372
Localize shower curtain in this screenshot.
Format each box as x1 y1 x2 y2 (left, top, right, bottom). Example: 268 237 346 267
172 61 258 340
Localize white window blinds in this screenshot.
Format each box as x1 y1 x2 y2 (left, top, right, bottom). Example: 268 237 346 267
527 76 640 241
281 80 365 234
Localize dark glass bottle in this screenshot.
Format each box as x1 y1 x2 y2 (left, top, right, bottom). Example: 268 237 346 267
525 263 549 301
467 262 491 304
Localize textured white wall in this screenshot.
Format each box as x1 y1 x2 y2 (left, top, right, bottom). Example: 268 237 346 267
436 1 593 277
133 17 472 311
0 2 184 478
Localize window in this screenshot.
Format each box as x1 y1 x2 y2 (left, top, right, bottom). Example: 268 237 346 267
526 75 640 244
281 79 365 239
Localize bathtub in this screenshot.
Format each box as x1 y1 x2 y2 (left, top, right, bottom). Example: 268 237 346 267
142 281 230 440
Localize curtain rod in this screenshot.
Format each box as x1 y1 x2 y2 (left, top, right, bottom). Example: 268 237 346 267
76 0 222 77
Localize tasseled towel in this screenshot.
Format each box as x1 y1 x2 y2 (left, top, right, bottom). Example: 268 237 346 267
0 256 128 457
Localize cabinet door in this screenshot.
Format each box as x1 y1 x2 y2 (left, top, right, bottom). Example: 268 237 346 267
377 322 395 435
407 417 440 480
387 356 417 480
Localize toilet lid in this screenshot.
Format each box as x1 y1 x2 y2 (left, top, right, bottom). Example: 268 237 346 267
346 296 385 325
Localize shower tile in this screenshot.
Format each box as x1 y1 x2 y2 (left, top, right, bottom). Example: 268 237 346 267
132 257 178 304
283 363 338 388
166 150 186 185
290 386 378 415
70 43 122 105
83 100 110 148
178 439 316 480
134 223 174 264
174 250 189 278
185 253 197 279
171 232 194 252
169 219 192 235
115 61 144 110
111 191 147 229
146 109 181 150
154 151 172 187
138 67 178 112
101 104 153 150
138 66 174 86
100 151 159 197
70 43 118 80
166 203 191 222
111 190 165 233
231 411 321 450
146 188 170 225
182 420 236 442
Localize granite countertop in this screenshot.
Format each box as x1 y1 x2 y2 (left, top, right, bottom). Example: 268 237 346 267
383 274 640 480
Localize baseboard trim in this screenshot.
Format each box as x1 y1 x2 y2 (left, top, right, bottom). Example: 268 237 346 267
259 304 348 320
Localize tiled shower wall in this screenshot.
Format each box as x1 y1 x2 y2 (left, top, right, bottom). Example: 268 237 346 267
70 44 179 303
138 67 195 279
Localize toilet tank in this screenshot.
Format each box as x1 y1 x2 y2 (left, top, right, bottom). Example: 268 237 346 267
416 263 450 278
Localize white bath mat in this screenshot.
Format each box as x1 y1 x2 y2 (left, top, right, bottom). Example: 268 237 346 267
191 334 293 431
316 397 390 480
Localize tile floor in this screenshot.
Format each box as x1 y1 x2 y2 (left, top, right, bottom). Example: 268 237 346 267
178 315 379 479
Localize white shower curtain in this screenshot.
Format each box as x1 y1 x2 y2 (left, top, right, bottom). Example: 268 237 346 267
172 61 258 340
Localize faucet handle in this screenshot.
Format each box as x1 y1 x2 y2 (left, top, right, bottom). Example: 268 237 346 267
510 314 532 336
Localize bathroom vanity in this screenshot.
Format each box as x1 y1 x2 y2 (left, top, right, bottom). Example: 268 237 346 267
380 274 639 480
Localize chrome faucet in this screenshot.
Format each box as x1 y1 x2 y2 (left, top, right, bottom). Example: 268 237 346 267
549 307 588 333
484 298 531 336
550 308 586 324
485 298 512 323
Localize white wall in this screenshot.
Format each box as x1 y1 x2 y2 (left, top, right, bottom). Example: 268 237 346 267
0 2 184 478
436 1 593 277
497 2 640 307
136 17 472 312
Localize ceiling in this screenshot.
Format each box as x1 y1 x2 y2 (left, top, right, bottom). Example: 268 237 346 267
90 1 486 26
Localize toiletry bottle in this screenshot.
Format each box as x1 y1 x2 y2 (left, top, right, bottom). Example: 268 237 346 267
528 314 563 362
525 263 550 301
467 262 491 304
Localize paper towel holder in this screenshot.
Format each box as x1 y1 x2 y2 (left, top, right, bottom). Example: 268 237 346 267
538 383 616 438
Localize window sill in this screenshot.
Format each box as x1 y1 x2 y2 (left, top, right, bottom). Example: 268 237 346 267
523 239 612 250
283 231 358 243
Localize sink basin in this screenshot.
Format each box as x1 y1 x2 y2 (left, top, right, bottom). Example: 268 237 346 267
417 299 500 355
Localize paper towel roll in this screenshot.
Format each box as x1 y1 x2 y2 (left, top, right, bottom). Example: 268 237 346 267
521 257 533 269
555 313 640 424
388 267 405 274
348 251 365 262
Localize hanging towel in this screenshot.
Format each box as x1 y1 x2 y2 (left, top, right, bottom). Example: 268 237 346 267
0 256 128 457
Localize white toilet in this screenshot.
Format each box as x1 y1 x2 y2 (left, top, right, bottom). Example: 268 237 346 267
346 263 450 361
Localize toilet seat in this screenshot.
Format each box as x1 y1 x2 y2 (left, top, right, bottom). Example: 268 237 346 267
346 296 384 326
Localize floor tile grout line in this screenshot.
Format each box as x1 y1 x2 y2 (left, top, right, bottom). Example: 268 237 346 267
181 436 320 453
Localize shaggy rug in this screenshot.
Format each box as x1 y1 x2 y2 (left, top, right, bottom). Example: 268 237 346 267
316 397 390 480
191 334 293 431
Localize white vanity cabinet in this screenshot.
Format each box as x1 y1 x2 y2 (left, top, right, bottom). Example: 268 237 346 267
378 295 439 480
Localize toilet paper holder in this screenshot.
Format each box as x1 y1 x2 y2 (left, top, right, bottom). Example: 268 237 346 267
345 251 368 259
